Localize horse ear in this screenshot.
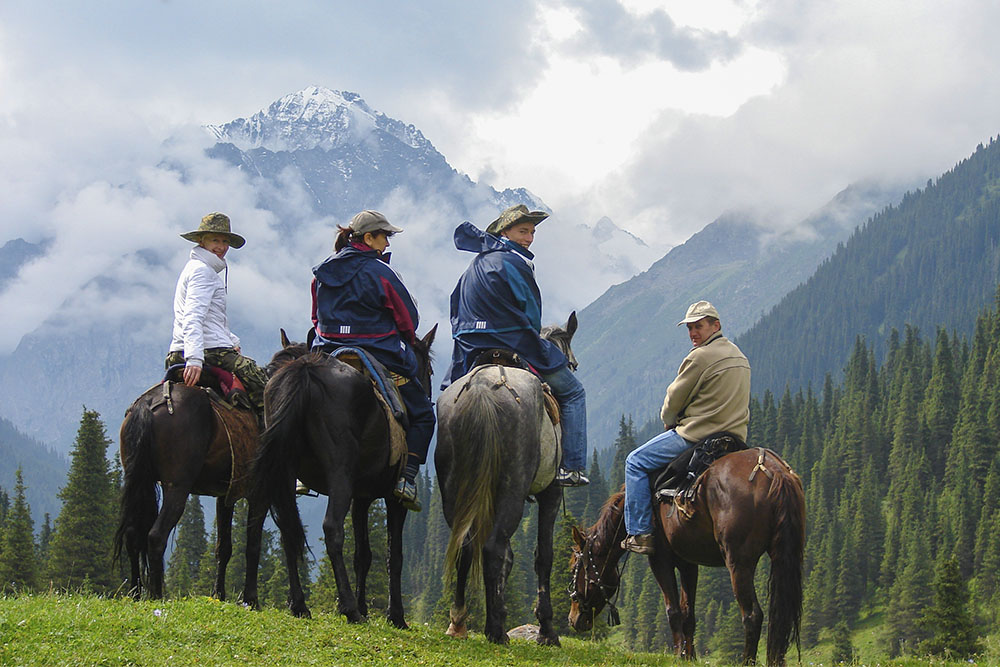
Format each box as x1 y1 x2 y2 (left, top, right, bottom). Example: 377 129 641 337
566 311 578 337
306 328 316 349
280 328 291 348
421 323 438 348
572 525 585 547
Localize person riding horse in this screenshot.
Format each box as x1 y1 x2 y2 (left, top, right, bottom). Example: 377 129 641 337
622 300 751 554
165 212 268 422
444 204 589 486
310 210 435 511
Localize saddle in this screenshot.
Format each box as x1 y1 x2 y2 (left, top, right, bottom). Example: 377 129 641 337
162 363 253 412
652 431 748 504
470 349 560 425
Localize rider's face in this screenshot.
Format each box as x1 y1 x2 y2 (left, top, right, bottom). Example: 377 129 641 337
363 231 392 254
686 317 720 346
199 233 231 259
502 222 536 250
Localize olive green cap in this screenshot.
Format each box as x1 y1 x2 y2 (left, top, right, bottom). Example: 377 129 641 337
485 204 549 235
180 212 246 248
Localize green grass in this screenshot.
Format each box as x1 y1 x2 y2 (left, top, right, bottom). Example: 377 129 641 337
0 593 680 666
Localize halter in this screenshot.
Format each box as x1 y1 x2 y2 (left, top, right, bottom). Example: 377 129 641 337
569 511 626 628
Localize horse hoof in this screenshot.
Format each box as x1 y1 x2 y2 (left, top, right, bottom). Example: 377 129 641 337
486 631 510 645
290 604 311 619
345 611 366 624
389 615 409 630
445 623 468 639
536 634 561 647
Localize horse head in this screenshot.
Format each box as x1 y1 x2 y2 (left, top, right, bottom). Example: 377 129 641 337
412 324 437 398
540 311 578 371
567 490 625 632
265 328 312 377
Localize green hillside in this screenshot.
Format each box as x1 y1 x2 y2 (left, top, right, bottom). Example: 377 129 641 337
573 181 906 449
737 136 1000 394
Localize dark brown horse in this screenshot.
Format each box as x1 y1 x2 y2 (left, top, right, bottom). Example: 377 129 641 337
568 448 805 666
252 327 435 626
113 377 266 603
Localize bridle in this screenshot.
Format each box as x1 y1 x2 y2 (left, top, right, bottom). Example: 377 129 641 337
569 515 626 627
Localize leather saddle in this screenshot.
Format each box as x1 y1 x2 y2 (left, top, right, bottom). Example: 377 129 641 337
653 431 748 503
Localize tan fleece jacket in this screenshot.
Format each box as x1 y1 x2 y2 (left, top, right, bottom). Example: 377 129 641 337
660 332 751 443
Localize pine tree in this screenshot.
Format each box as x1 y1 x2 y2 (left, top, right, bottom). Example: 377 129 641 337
46 408 118 592
37 513 52 570
0 469 38 592
608 415 636 491
165 496 207 597
919 557 983 658
830 620 855 664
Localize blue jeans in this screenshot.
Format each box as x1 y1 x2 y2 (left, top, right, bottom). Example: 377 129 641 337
625 429 692 535
541 365 587 471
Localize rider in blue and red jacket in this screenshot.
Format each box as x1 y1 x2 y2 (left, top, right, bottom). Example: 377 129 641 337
310 210 434 511
445 205 589 487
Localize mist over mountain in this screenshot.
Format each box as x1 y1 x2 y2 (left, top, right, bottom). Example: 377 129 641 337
573 179 913 449
737 137 1000 395
0 86 657 452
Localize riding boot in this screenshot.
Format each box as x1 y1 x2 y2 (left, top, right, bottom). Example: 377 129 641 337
393 456 422 512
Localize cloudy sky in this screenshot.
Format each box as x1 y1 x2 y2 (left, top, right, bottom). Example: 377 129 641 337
1 0 999 353
4 0 999 242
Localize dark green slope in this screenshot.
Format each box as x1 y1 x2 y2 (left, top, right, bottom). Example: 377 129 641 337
574 181 907 448
736 137 1000 395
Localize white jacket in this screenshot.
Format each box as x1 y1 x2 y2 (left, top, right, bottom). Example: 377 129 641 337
168 246 240 368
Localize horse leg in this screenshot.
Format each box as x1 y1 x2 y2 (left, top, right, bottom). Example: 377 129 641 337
482 504 522 645
241 497 266 610
676 560 699 659
323 478 364 623
213 499 234 601
533 485 561 646
648 548 686 658
385 498 409 629
146 485 190 599
126 535 142 600
446 542 474 639
728 560 764 665
351 497 373 620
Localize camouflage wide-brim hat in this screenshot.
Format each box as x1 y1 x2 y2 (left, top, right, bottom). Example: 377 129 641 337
180 212 246 249
485 204 549 235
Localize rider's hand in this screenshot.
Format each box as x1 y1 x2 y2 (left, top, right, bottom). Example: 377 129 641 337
183 365 202 387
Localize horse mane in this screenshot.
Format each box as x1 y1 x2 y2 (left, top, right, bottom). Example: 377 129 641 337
589 490 625 548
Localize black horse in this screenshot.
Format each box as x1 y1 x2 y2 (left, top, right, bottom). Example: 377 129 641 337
253 327 436 626
113 375 266 603
435 312 579 645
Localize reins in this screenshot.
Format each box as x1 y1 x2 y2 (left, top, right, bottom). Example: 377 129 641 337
570 506 627 630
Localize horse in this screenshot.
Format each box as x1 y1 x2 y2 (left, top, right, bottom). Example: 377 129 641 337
113 371 267 604
252 326 436 627
436 312 579 645
568 448 805 666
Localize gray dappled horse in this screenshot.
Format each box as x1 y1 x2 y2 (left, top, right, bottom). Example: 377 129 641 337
436 312 579 645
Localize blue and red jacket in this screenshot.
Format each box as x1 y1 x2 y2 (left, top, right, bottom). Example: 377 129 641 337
446 222 567 384
311 243 420 377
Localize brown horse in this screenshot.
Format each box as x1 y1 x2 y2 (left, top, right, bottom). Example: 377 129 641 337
568 448 805 666
113 378 266 603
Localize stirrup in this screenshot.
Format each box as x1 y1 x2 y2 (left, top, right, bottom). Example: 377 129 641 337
393 477 422 512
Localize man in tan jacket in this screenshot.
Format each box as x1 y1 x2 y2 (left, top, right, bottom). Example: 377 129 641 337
621 301 751 554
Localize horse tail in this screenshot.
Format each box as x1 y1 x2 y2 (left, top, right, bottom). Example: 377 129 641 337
443 382 507 585
252 359 313 565
113 397 159 578
766 465 806 665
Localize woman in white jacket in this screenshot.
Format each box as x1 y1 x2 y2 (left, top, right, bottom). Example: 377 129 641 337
165 212 268 421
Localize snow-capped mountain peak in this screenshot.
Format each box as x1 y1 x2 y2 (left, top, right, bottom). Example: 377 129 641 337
205 86 432 154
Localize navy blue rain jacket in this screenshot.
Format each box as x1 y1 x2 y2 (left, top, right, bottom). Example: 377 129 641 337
446 222 567 384
311 245 420 377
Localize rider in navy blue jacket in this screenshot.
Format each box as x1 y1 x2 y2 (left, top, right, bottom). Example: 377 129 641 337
311 210 434 511
446 205 590 487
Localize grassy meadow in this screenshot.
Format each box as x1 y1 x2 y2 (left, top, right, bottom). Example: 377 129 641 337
1 593 996 666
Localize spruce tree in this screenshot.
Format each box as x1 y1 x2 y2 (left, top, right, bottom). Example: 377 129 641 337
919 557 982 658
46 408 117 592
37 513 52 571
0 469 38 592
608 415 636 491
830 620 855 664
